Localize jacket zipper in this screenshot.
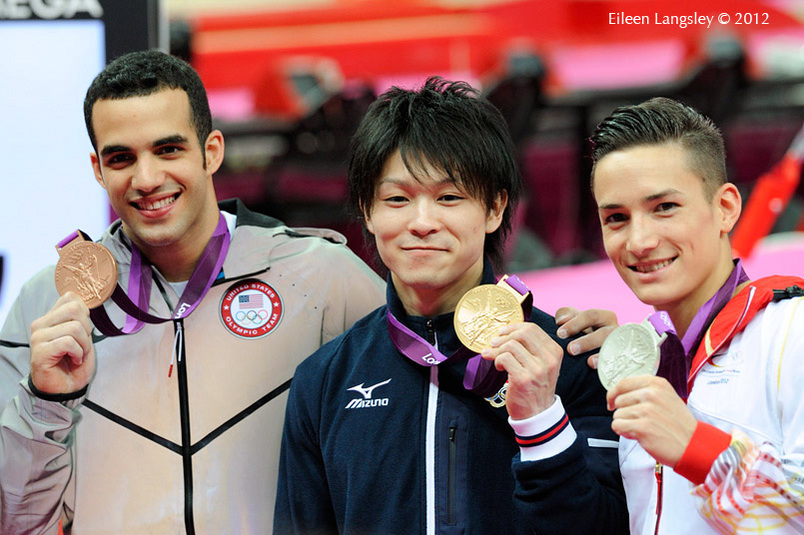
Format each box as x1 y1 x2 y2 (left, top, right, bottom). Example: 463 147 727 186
425 319 436 345
653 462 663 535
448 423 458 525
175 319 196 535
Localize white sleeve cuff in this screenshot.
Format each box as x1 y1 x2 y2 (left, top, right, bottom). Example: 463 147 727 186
508 395 577 462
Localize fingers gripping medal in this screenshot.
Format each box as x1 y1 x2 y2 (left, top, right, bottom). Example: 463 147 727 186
454 275 527 353
54 231 117 309
454 275 531 408
597 318 665 390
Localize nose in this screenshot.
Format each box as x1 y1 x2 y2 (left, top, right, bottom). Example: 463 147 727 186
625 215 659 257
408 199 441 237
131 155 166 192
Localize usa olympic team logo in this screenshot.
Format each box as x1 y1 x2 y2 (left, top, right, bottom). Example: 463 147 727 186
220 279 283 339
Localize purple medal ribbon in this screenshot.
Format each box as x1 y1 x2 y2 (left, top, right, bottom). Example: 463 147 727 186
386 275 530 398
649 260 749 398
386 315 460 367
85 213 230 336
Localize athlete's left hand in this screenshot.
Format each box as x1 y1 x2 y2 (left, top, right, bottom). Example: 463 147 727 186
481 322 563 420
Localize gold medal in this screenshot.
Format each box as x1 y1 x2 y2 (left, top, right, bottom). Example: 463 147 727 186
54 234 117 309
454 275 526 353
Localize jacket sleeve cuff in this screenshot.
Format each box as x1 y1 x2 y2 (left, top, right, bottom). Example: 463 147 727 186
27 375 87 404
508 396 577 462
674 421 731 485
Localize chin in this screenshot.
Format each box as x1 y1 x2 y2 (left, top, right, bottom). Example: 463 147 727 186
404 276 443 290
132 228 181 249
632 288 678 308
396 271 444 289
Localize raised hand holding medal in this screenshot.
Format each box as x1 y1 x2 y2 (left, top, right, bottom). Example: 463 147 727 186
453 275 560 419
52 215 230 378
460 275 565 420
25 231 113 397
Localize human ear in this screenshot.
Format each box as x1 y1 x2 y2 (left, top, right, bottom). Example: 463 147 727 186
204 130 225 173
91 152 106 189
363 206 375 235
716 182 742 235
485 191 508 234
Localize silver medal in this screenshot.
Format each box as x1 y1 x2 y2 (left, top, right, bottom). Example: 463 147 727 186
597 320 664 390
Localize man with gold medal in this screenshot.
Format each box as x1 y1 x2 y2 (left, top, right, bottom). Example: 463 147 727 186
275 77 628 534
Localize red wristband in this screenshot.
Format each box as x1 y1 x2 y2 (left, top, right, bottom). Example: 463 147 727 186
674 421 731 485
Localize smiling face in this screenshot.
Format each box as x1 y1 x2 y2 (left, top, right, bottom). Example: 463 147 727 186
90 88 224 280
593 143 740 324
365 150 505 317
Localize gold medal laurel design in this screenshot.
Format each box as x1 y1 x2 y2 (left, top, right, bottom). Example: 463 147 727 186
55 240 118 309
454 283 525 353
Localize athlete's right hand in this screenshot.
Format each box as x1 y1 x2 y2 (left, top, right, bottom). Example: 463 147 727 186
555 306 618 369
29 292 95 395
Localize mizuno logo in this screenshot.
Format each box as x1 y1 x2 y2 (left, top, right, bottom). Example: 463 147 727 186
347 378 391 399
345 378 392 409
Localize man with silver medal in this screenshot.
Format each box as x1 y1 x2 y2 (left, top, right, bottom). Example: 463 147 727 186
588 97 804 534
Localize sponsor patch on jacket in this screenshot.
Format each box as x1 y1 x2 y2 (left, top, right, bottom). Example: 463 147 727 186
344 378 392 409
220 279 283 339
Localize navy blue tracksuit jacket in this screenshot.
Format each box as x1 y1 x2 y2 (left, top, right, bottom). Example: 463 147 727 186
275 263 628 534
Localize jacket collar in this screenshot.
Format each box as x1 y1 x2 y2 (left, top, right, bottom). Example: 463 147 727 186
385 258 497 352
102 198 285 283
218 198 284 230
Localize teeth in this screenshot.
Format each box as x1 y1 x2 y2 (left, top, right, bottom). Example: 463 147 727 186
137 195 176 211
634 259 672 273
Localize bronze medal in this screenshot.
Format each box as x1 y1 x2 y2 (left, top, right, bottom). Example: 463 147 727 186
55 237 117 309
454 279 525 353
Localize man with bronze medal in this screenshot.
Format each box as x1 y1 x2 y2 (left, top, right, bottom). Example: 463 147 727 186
588 98 804 533
275 77 628 534
0 51 384 534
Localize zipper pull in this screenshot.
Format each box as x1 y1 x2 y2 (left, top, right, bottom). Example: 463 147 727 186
168 322 184 378
654 462 663 514
425 318 436 345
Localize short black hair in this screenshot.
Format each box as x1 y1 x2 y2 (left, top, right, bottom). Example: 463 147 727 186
84 50 212 155
348 76 522 269
590 97 727 199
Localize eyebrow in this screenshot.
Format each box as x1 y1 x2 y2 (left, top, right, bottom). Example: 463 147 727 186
154 134 189 147
99 135 189 157
377 176 456 187
99 145 129 157
598 188 681 210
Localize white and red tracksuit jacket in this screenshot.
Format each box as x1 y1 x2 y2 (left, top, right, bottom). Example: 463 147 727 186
622 276 804 534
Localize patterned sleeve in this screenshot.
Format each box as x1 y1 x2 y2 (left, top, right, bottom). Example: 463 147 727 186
689 297 804 533
694 429 804 533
